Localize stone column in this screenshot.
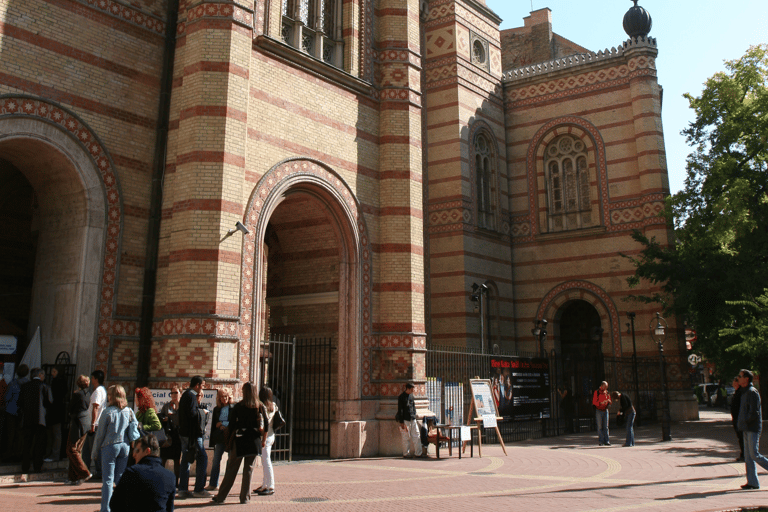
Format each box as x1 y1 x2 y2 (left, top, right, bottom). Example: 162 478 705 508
373 0 427 452
153 0 254 385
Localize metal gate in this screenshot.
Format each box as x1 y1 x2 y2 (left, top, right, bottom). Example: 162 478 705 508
258 336 333 460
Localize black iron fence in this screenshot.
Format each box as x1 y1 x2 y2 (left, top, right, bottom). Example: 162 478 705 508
426 345 664 444
258 335 333 461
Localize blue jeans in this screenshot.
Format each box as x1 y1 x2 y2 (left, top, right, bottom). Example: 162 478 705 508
179 436 208 493
744 431 768 488
596 409 609 445
209 443 226 487
100 442 129 512
625 409 636 446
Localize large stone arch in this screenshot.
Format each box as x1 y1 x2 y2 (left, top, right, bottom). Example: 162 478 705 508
535 280 622 357
239 158 372 405
0 95 124 371
524 116 609 238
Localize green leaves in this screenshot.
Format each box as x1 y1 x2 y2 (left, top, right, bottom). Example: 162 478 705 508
626 45 768 379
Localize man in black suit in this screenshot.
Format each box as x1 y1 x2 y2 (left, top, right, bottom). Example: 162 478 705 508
111 434 176 512
19 367 52 473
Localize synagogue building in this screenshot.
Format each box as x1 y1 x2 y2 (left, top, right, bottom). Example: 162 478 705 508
0 0 696 456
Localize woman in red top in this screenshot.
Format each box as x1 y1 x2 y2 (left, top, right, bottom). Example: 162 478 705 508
592 381 612 446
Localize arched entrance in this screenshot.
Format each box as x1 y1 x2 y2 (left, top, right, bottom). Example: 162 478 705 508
242 159 370 459
0 115 107 367
556 300 604 420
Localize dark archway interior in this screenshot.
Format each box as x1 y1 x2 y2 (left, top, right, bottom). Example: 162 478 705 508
560 300 602 348
264 192 340 339
0 159 36 343
558 300 603 417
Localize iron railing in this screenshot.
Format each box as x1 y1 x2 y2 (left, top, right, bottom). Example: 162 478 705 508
426 345 665 444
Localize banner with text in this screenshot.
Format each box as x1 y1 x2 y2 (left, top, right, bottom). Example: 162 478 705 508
490 356 551 421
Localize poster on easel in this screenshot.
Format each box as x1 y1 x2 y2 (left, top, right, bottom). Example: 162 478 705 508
467 379 507 457
469 379 498 418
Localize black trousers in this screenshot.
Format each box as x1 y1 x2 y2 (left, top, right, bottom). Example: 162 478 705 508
734 423 744 458
21 424 47 473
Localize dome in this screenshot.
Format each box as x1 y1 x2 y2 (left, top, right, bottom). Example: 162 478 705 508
623 0 652 38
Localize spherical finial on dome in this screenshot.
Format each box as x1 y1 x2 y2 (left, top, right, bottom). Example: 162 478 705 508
623 0 652 38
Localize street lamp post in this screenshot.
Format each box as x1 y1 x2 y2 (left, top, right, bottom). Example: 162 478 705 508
532 319 547 357
470 283 489 353
628 312 641 425
650 312 672 441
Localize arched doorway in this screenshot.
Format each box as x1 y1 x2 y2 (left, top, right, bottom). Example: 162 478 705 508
557 300 604 420
244 159 368 459
0 116 107 370
263 191 343 457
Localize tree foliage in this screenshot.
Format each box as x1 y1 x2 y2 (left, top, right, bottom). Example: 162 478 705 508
626 44 768 379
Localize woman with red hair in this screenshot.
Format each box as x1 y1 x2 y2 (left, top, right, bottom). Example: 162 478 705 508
135 387 162 434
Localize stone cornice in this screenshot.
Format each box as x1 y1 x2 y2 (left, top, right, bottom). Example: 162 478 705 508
502 36 657 84
254 35 375 97
462 0 502 25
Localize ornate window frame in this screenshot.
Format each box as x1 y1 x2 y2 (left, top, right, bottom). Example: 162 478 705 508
470 125 499 231
281 0 344 68
470 31 490 72
544 134 593 232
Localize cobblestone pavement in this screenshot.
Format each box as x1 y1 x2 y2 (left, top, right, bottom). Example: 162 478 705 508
2 408 767 512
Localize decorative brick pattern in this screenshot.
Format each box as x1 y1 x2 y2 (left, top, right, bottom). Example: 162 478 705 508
82 0 166 34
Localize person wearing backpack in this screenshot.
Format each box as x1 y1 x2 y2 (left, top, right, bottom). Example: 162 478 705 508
592 381 612 446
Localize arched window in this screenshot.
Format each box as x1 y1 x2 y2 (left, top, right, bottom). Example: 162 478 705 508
473 132 496 230
282 0 343 67
545 135 593 231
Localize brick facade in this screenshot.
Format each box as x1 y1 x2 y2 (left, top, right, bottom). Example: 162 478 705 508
0 0 696 458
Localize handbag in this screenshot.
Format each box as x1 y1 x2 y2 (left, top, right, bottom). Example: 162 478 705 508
234 428 260 456
127 410 141 442
272 409 286 431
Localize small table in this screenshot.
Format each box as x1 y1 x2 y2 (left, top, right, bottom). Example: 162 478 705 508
433 424 476 459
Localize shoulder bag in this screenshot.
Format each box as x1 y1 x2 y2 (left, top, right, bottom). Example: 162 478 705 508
272 408 286 431
127 409 141 442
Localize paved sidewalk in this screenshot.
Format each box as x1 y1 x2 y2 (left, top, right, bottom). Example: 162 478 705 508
2 408 767 512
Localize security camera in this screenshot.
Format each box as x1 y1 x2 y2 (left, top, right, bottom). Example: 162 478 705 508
227 221 250 236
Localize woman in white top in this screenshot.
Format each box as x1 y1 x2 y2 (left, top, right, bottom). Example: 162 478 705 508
254 387 277 495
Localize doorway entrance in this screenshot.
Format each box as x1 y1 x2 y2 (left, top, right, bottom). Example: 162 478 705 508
260 190 344 458
557 300 604 420
0 124 106 369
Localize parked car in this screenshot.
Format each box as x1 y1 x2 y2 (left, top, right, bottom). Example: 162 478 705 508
709 385 735 407
695 384 719 406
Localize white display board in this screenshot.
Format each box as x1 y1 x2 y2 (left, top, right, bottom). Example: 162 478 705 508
136 388 218 444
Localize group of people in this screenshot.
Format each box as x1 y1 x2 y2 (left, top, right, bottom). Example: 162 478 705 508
169 376 281 506
0 364 70 472
592 380 636 447
4 367 283 511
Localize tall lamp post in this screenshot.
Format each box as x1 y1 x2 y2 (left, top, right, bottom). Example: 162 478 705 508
628 312 641 425
470 283 489 353
532 319 547 357
650 312 672 441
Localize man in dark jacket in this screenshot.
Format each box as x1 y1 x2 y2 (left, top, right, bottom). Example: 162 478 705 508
731 376 745 461
397 383 422 458
737 369 768 490
177 376 209 499
19 367 52 473
111 434 175 511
